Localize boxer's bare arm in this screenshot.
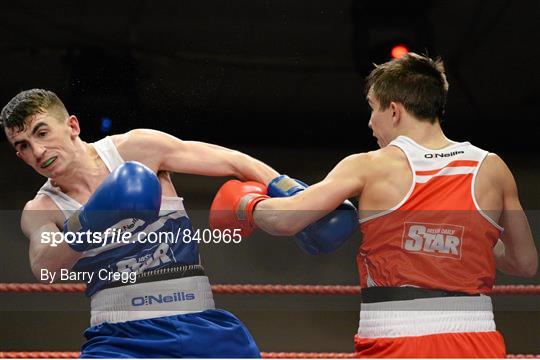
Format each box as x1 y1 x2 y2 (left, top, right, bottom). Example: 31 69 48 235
490 155 538 277
21 196 81 281
114 129 280 184
254 154 368 235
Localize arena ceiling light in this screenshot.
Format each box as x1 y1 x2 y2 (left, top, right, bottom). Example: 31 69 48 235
390 44 410 59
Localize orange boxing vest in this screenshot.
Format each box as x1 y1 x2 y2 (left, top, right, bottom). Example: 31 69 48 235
358 136 503 294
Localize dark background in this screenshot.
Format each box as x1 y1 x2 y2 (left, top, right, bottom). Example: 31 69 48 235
0 0 539 355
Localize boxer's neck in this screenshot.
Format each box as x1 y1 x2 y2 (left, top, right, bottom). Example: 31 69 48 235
399 118 455 150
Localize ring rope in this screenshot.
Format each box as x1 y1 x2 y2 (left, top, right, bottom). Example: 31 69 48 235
2 283 537 358
0 283 538 295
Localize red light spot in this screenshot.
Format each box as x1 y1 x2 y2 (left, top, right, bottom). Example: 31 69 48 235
391 45 409 59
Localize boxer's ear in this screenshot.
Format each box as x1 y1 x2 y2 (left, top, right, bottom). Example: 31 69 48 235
390 102 401 127
67 115 81 137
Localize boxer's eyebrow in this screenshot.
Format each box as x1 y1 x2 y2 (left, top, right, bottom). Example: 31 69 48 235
31 122 48 135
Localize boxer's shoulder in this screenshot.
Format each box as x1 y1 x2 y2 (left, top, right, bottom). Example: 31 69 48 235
476 152 515 199
25 193 59 211
477 153 509 179
359 147 410 177
376 145 408 161
109 129 164 171
111 129 169 148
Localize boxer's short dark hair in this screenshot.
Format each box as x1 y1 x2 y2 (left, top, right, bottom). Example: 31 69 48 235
1 89 68 131
366 53 449 123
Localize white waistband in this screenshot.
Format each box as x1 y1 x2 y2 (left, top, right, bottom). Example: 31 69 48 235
90 276 215 326
357 295 495 338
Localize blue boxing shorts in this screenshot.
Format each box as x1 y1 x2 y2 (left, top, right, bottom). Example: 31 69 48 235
80 275 259 358
80 309 260 358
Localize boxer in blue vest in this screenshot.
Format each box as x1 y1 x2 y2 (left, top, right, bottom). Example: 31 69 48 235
2 89 283 358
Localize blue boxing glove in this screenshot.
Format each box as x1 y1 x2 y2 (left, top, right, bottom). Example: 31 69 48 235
268 175 358 255
64 161 162 251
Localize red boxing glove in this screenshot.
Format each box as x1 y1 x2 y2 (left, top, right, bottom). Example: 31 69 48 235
209 180 269 238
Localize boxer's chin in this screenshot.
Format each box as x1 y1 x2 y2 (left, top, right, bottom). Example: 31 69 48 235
36 159 64 178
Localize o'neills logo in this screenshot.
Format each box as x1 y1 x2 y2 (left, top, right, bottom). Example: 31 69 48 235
131 291 195 306
425 150 464 158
